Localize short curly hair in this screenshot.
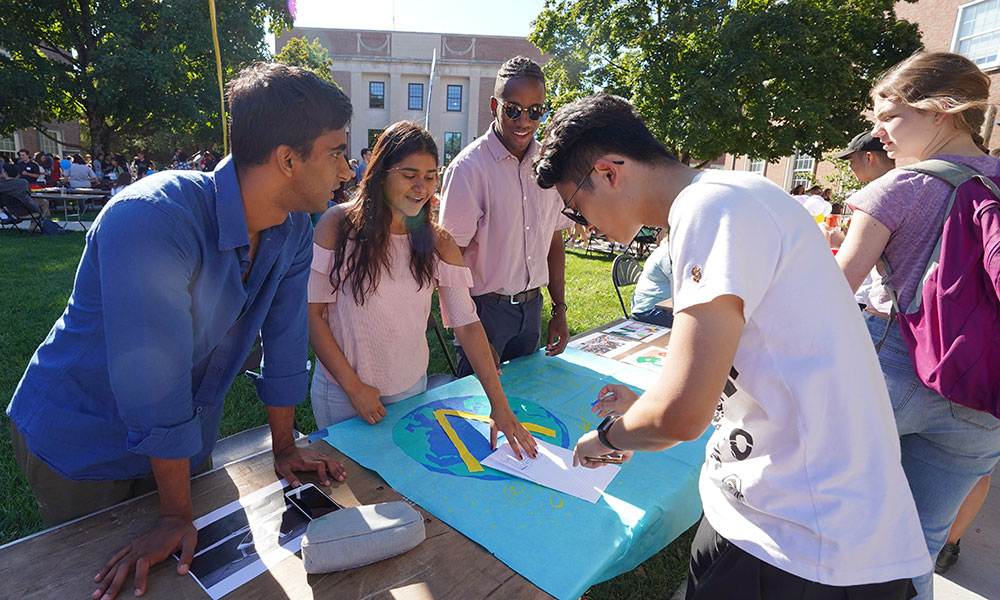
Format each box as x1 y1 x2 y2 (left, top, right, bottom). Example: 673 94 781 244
494 56 545 97
533 94 677 190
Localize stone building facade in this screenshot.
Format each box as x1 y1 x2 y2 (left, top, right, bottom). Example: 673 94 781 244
275 28 546 165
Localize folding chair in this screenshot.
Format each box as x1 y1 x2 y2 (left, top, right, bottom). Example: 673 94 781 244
428 312 459 377
627 226 661 259
0 191 45 234
611 253 644 319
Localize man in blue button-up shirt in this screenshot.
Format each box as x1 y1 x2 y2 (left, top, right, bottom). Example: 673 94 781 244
7 63 354 600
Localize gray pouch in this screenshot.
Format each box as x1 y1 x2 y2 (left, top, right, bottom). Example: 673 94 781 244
301 501 426 573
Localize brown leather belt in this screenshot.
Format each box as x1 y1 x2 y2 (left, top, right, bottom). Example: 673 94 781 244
483 288 540 304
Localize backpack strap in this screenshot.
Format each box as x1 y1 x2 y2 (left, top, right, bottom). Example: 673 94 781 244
878 160 982 318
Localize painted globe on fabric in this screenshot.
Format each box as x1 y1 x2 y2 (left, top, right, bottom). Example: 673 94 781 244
393 395 570 481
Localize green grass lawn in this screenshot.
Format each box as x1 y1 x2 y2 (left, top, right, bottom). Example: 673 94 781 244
0 229 693 598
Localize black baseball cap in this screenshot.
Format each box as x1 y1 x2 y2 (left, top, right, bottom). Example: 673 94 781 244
833 132 883 159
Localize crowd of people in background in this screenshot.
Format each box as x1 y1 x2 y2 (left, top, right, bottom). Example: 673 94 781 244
5 49 1000 600
0 147 224 195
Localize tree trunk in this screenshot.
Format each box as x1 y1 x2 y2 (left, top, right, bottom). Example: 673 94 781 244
86 107 113 157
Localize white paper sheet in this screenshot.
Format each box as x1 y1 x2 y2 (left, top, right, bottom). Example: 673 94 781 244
482 439 620 503
178 479 334 600
567 331 640 358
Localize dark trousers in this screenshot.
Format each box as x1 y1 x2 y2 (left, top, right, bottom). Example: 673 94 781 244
456 293 543 378
632 306 674 328
687 517 917 600
10 421 211 528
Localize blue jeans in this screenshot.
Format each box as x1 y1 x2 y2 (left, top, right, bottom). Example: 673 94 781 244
310 368 428 430
632 307 674 328
865 314 1000 599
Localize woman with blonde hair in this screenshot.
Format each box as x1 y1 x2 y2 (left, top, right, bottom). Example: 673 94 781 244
836 52 999 599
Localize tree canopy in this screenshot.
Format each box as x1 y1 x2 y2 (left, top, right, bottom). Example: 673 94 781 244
274 36 336 85
0 0 291 157
530 0 923 162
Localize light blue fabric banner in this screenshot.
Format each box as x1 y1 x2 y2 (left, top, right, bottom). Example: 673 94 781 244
323 348 711 600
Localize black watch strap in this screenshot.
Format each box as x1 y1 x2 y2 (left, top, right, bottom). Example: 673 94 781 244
597 415 624 452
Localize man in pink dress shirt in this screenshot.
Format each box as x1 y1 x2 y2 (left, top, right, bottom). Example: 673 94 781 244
438 56 574 377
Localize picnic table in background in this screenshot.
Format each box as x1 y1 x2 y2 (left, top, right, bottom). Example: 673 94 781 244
31 188 110 231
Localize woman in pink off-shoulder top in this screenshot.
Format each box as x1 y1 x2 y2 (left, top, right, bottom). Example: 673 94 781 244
308 121 538 460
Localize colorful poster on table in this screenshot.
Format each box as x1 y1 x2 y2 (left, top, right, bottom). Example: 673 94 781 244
603 319 670 342
323 348 711 600
566 331 640 358
622 346 670 372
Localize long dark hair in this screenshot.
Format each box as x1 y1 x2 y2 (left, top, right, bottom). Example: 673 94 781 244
330 121 440 305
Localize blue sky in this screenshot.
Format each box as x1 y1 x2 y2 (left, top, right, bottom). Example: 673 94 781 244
290 0 547 36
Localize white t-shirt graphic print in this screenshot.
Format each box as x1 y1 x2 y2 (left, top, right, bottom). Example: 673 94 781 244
668 170 930 586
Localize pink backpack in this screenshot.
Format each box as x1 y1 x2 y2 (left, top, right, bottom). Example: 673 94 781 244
877 159 1000 416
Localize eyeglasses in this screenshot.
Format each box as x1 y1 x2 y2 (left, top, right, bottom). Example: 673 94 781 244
493 97 545 121
561 160 624 227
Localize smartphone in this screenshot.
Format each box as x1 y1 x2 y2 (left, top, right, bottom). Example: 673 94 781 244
285 483 342 519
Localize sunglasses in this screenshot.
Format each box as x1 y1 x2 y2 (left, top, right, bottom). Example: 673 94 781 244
493 97 545 121
561 160 625 227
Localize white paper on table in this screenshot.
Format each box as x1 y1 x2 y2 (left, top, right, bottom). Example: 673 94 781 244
567 331 641 358
603 319 670 342
481 439 620 503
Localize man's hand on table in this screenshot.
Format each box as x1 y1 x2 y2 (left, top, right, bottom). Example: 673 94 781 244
572 430 633 469
544 309 569 356
273 442 347 488
92 513 197 600
490 404 538 460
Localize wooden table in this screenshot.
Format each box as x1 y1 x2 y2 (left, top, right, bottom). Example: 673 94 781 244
1 442 551 600
1 321 672 600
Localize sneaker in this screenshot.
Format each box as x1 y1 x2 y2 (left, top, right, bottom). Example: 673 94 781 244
935 541 961 574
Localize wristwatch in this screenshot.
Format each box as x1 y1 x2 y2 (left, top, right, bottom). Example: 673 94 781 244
596 415 624 452
550 302 568 317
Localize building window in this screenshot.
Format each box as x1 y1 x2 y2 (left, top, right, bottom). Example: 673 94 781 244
792 152 815 187
39 128 63 156
954 0 1000 68
443 132 462 166
408 83 424 111
369 81 385 109
745 157 765 176
368 129 384 150
447 85 462 112
0 132 17 154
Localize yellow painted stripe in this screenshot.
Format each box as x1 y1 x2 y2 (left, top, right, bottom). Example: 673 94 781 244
431 408 560 474
434 410 483 472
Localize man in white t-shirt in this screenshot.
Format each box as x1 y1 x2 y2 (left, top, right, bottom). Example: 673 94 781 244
533 94 930 599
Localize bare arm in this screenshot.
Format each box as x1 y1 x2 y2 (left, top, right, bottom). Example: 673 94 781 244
93 458 197 600
438 232 537 458
266 404 346 486
308 206 385 424
545 230 569 355
574 295 745 465
835 211 891 293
